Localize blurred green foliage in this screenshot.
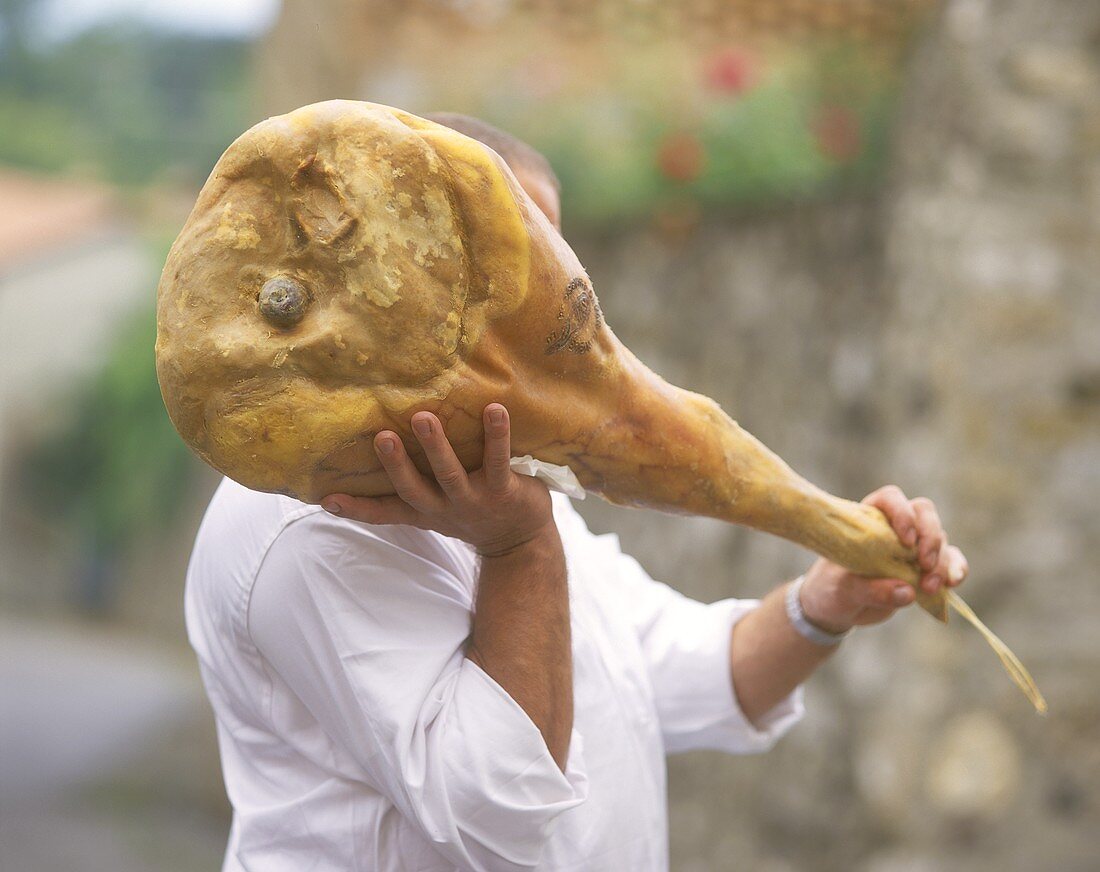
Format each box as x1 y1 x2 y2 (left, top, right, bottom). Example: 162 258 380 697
460 43 901 228
542 79 895 228
0 0 252 186
0 0 248 560
21 300 198 554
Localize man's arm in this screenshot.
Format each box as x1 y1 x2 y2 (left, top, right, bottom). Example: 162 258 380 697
727 582 838 725
468 527 572 769
730 484 970 725
323 403 573 769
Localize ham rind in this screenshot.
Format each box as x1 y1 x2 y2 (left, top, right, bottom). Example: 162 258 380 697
156 100 1044 712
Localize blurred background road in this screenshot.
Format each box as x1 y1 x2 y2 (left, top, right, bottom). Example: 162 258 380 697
1 1 1098 870
0 616 223 872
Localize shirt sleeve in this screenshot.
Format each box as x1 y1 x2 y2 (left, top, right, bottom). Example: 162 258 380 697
247 512 588 872
589 528 805 756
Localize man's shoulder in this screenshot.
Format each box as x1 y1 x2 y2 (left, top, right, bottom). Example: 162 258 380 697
185 478 321 623
192 477 321 570
189 480 589 600
192 477 476 598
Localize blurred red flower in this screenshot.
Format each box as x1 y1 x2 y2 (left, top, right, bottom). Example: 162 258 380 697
704 48 755 95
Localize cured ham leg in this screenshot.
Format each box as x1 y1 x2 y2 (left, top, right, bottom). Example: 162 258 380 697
155 100 1044 711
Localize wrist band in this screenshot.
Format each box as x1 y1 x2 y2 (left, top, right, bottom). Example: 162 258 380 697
785 575 851 646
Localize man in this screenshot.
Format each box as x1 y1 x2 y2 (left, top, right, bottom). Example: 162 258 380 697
185 115 969 871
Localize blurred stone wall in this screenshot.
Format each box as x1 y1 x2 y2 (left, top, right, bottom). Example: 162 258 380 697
571 1 1100 870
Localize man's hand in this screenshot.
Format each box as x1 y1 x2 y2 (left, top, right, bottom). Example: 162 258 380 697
320 403 555 557
797 485 970 635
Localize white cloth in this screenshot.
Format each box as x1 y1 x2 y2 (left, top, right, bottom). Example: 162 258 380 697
185 477 804 872
507 456 586 500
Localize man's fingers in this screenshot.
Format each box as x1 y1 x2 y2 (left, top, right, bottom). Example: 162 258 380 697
411 412 472 502
855 577 915 609
320 493 420 527
863 485 917 547
911 497 944 572
849 576 919 606
946 545 969 587
921 535 955 593
482 404 513 493
374 430 444 513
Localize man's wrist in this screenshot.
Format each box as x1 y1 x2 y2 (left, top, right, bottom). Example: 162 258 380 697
476 522 561 560
799 564 861 633
786 576 852 644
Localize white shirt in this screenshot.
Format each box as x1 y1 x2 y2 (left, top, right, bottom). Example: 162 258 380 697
185 477 804 872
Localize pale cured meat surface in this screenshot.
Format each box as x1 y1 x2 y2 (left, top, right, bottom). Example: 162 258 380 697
156 100 1046 710
156 100 928 600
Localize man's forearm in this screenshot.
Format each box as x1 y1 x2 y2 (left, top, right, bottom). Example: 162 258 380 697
466 524 573 770
729 581 836 727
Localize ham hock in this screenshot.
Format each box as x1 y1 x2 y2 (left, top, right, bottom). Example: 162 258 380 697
155 101 1043 711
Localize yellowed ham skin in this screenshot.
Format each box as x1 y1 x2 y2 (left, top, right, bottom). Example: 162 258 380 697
158 99 938 614
155 100 1061 707
156 101 529 502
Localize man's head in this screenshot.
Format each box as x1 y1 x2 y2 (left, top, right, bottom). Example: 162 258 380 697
425 112 561 230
